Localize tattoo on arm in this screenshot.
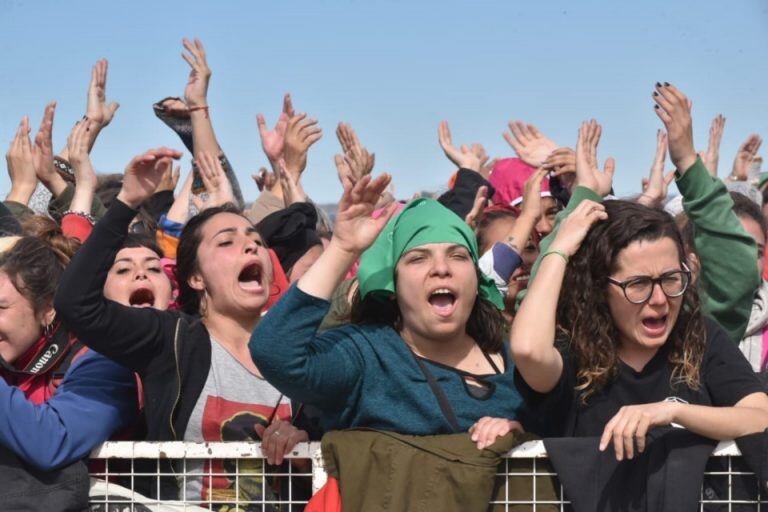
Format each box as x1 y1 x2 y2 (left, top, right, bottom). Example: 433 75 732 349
506 236 522 253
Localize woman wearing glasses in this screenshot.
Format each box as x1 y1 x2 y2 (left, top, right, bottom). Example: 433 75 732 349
513 197 768 460
511 84 768 461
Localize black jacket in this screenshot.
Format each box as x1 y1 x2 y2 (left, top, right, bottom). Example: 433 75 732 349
55 200 212 442
0 443 89 512
544 428 716 512
55 200 320 443
438 168 494 220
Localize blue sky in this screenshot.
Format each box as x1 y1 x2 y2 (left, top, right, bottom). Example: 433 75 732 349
1 0 767 203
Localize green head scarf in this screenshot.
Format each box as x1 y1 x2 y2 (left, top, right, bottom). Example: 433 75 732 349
357 198 504 309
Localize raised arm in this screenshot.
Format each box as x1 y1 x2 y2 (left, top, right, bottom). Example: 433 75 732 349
32 102 68 198
334 122 375 188
182 38 244 206
511 122 609 393
730 133 762 182
182 38 218 156
66 119 98 216
503 121 559 168
516 120 614 308
654 83 759 342
5 117 38 207
701 114 725 177
250 174 397 406
638 129 675 208
54 148 183 373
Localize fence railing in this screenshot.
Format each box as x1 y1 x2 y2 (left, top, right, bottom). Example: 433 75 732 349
87 440 765 510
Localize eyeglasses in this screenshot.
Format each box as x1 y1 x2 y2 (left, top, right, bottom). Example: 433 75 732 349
607 266 691 305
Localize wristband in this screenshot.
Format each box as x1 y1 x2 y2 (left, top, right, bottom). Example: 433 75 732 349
53 156 75 183
188 105 209 118
541 249 569 264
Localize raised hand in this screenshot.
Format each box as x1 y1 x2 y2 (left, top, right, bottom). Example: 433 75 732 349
543 147 576 177
574 120 615 196
549 200 608 258
166 170 195 225
117 148 183 209
257 93 294 164
283 112 322 176
503 121 558 167
652 82 696 173
464 186 488 229
182 38 211 108
192 151 235 210
331 174 396 257
155 164 181 193
67 119 98 214
67 119 98 190
470 143 491 178
702 114 725 176
86 59 120 129
252 167 277 192
334 122 375 187
731 133 762 181
32 102 67 196
520 168 548 222
276 158 307 206
5 117 38 204
480 156 498 180
639 130 675 208
438 121 482 172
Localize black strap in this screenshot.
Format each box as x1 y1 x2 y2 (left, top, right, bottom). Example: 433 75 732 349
482 349 502 375
410 351 461 433
0 323 73 376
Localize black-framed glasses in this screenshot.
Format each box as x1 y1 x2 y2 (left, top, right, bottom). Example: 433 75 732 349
607 265 691 304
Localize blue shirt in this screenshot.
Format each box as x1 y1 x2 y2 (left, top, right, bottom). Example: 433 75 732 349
0 350 137 470
250 284 525 434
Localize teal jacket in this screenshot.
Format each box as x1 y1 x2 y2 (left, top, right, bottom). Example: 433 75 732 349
250 285 526 434
522 158 758 343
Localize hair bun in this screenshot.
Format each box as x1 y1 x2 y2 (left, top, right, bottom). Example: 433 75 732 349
21 216 80 265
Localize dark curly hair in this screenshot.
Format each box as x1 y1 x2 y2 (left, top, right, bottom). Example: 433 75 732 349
557 200 706 401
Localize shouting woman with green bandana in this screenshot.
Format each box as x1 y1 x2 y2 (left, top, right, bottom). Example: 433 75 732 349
250 174 527 449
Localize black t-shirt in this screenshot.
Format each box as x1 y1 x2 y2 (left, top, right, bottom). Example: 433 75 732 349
515 319 766 437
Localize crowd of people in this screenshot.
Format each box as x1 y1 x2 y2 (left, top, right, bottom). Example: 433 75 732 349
1 38 767 510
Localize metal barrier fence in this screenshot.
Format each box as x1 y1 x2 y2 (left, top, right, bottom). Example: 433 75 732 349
88 440 764 511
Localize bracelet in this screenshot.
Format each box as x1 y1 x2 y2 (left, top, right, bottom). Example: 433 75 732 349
541 249 569 264
53 156 75 181
188 105 209 118
62 210 96 225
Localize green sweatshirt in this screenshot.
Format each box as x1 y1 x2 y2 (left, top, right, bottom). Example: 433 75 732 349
676 158 759 342
520 158 758 343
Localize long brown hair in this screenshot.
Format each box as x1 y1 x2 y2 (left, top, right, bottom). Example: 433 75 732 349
556 200 706 401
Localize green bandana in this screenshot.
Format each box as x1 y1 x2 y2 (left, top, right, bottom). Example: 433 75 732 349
357 198 504 309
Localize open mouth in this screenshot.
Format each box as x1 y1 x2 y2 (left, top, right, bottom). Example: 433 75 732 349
129 288 156 308
238 262 264 293
641 315 668 336
428 288 457 317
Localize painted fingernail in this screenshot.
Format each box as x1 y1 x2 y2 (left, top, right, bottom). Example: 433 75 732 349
663 82 670 86
653 92 659 96
654 105 660 109
655 82 661 87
